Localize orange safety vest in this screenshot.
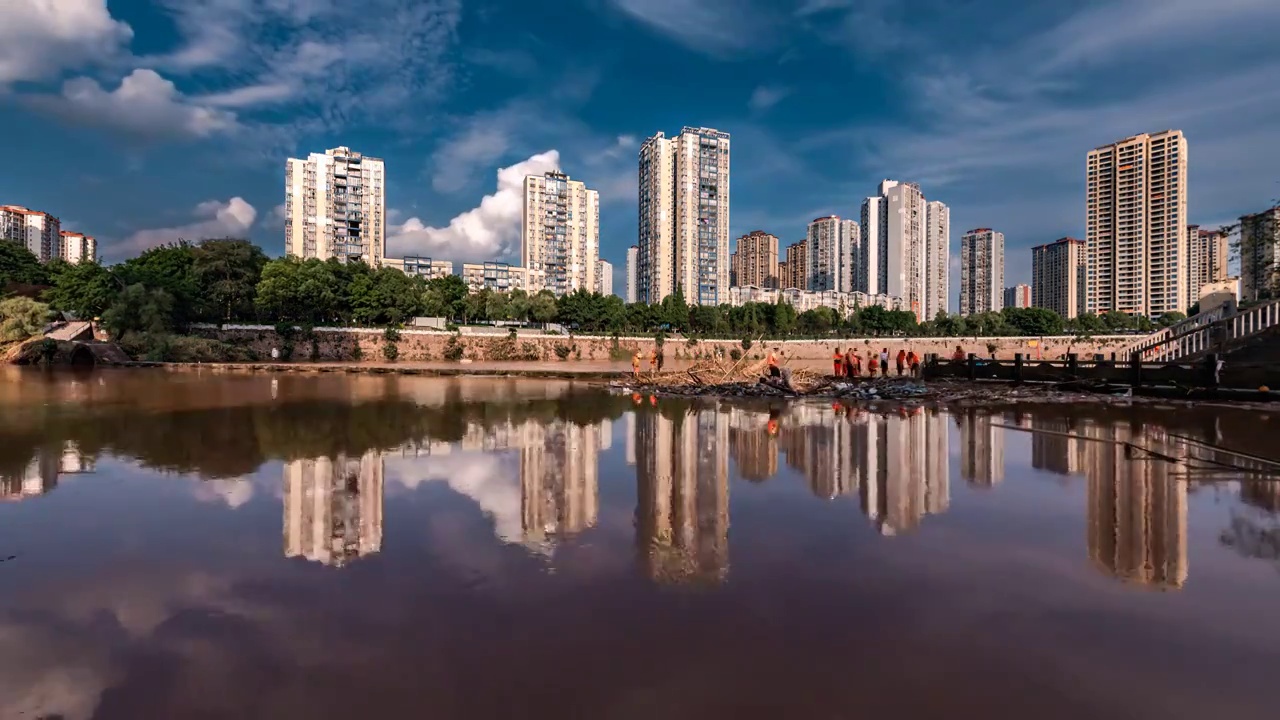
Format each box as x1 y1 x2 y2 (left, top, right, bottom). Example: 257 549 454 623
833 350 843 360
768 352 778 367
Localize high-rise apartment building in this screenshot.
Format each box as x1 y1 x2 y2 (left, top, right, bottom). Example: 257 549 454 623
731 230 780 288
959 228 1005 316
806 216 858 292
625 245 638 303
1004 284 1031 309
925 201 950 319
285 146 386 265
1032 237 1086 319
595 259 613 296
523 171 599 296
1238 206 1280 303
1086 130 1188 318
0 205 61 262
58 231 96 264
637 127 730 305
1185 225 1229 307
782 240 808 290
862 180 930 320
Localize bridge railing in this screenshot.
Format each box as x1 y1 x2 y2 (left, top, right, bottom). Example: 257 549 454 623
1117 306 1229 361
1128 298 1280 363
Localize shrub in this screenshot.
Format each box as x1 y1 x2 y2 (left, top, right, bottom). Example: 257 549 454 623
986 342 998 357
686 337 697 347
309 337 321 361
351 344 363 361
741 338 753 351
0 297 51 342
554 343 572 360
384 327 402 343
382 342 399 361
508 327 518 339
443 335 464 361
730 348 742 361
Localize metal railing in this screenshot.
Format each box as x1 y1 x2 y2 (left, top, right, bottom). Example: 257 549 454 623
1128 298 1280 363
1117 305 1230 360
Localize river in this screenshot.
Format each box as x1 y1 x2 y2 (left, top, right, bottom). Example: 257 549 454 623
2 367 1279 719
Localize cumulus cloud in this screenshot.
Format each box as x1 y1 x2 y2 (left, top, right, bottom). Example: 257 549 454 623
384 451 524 544
29 69 239 138
387 150 560 263
115 197 257 258
0 0 133 85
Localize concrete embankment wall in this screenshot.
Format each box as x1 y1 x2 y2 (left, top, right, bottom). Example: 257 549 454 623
192 324 1139 366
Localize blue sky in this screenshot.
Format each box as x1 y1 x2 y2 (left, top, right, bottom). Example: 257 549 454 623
2 0 1279 302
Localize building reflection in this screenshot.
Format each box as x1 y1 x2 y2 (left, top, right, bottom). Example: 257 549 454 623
958 411 1005 488
1029 416 1088 477
520 421 605 551
1082 422 1188 589
283 452 385 567
635 408 730 584
1 442 94 502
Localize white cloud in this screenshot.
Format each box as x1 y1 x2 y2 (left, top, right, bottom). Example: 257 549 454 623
749 85 791 111
30 69 239 138
196 82 295 108
605 0 782 57
384 451 525 544
0 0 133 85
388 151 560 262
116 197 257 258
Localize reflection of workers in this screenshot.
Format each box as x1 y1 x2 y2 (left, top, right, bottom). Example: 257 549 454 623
632 351 643 378
767 348 781 378
896 349 906 376
631 392 642 405
649 395 657 406
833 347 844 377
766 409 781 436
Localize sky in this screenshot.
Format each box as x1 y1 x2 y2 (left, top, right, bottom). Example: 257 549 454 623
2 0 1279 306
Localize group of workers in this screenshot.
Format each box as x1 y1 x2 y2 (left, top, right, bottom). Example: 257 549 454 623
631 348 666 377
828 347 922 378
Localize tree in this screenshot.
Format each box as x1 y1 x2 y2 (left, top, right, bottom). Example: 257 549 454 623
0 297 51 341
191 238 268 322
44 260 117 319
423 275 468 319
255 258 341 324
1002 307 1064 336
1068 312 1106 335
773 300 798 336
464 289 491 323
0 241 50 288
1156 311 1187 328
507 289 531 322
114 243 199 329
530 290 558 323
101 284 174 339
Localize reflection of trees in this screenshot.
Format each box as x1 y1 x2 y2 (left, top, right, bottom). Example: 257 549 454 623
0 391 631 479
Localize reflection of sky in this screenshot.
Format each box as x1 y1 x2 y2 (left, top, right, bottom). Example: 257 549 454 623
4 409 1280 718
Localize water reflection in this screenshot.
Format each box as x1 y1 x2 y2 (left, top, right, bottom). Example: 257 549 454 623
283 453 385 567
1 440 94 502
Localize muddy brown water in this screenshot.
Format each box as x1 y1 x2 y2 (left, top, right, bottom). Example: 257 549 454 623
3 367 1280 719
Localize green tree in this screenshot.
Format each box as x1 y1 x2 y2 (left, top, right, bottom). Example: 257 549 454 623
43 260 118 319
0 241 50 288
1156 311 1187 328
0 297 52 341
464 289 491 323
530 290 558 323
423 275 468 319
507 289 531 322
255 258 341 324
114 243 199 329
101 284 174 339
1002 307 1064 336
1068 312 1106 335
486 290 510 321
773 300 798 336
191 238 268 322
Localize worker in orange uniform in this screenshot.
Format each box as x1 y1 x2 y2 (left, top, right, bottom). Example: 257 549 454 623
632 350 643 378
907 350 920 378
832 347 844 377
868 351 879 377
649 348 658 375
896 349 907 376
952 344 966 362
766 348 781 378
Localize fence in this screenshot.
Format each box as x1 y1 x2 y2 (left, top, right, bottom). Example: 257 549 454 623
923 352 1280 393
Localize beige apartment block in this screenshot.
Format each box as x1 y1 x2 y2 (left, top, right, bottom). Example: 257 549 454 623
782 240 808 290
58 231 97 264
863 180 929 320
806 216 858 292
285 146 386 266
522 171 599 296
461 261 545 294
1185 224 1230 308
637 127 730 305
383 256 453 280
731 230 780 288
595 259 613 296
925 201 950 320
1032 237 1086 319
1086 130 1188 317
1239 205 1280 302
0 205 61 262
959 228 1005 316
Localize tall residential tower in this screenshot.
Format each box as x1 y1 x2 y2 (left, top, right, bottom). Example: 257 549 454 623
522 171 599 296
806 216 859 292
959 228 1005 316
1032 237 1086 319
285 146 386 265
637 127 730 305
731 230 780 288
1086 130 1188 317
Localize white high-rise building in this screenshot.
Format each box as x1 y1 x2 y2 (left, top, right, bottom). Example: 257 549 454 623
862 180 928 320
959 228 1005 316
637 127 730 305
1239 206 1280 303
522 171 599 296
595 259 614 296
0 205 61 262
925 201 950 319
806 216 859 293
1086 130 1188 318
59 231 96 264
285 146 386 266
625 245 639 303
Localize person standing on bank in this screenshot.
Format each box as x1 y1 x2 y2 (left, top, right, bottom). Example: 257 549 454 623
845 347 858 378
832 347 844 378
767 348 782 378
868 351 879 377
896 348 907 376
880 348 890 376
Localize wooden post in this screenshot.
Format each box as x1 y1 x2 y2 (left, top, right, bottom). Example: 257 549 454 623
1204 353 1220 388
967 353 977 380
1013 353 1024 384
1129 351 1142 386
1067 353 1078 377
